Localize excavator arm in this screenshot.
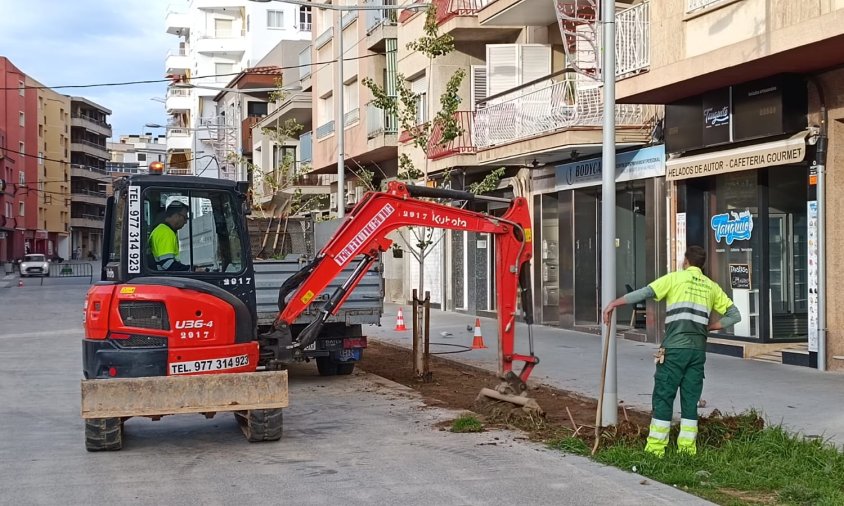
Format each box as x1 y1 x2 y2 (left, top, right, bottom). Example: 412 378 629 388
269 181 538 391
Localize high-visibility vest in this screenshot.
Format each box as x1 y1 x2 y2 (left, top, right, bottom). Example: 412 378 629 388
149 223 180 270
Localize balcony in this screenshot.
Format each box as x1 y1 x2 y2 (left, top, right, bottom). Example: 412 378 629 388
70 139 109 160
71 164 111 183
165 87 192 113
365 3 398 51
315 27 333 50
194 30 247 55
70 114 111 137
165 9 190 35
262 92 312 130
366 101 398 139
71 215 105 230
71 188 107 206
193 0 243 10
299 21 312 32
241 116 262 155
165 48 190 75
300 132 313 163
427 111 476 160
472 77 655 149
341 11 358 29
167 128 193 151
686 0 728 15
316 120 335 140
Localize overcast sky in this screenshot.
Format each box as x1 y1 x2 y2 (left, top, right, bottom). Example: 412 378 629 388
0 0 174 138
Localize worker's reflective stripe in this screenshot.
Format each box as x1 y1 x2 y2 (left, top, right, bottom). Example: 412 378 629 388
665 313 710 325
678 418 698 441
154 253 175 262
648 418 671 440
666 301 710 318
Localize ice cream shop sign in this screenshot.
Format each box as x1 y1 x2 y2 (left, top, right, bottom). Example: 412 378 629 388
711 210 754 245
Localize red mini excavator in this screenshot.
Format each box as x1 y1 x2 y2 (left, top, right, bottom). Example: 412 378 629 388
81 175 539 450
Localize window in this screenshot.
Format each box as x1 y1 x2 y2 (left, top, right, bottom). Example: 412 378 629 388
214 18 233 37
19 112 24 127
410 76 427 125
267 10 284 28
137 153 147 162
38 152 44 165
142 189 245 274
19 81 25 96
19 142 24 157
299 6 312 31
19 202 25 216
5 202 12 218
485 44 552 98
344 79 359 114
19 171 25 185
108 193 126 263
215 62 235 82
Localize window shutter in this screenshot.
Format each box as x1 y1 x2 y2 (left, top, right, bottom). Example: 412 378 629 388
519 45 552 90
410 75 427 95
470 65 487 109
486 44 518 99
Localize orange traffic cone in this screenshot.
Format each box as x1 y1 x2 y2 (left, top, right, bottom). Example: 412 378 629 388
471 318 487 349
394 307 407 331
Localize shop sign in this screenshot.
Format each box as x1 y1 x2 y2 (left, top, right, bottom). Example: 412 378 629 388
732 75 808 143
554 145 665 191
711 210 753 245
702 89 731 147
35 230 48 240
666 130 807 181
729 264 751 290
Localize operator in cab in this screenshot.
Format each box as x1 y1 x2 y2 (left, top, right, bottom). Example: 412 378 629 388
149 201 191 271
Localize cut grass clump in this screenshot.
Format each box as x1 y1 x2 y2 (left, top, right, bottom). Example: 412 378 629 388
451 414 484 433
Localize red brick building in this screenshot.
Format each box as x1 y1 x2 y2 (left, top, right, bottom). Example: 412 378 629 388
0 57 39 263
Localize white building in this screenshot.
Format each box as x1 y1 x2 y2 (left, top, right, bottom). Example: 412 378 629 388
164 0 312 179
108 134 168 174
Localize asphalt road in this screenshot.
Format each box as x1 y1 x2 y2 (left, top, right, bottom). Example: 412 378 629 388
0 282 709 505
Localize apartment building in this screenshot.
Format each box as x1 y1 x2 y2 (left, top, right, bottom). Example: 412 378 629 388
164 0 312 178
69 97 112 260
391 1 661 325
0 58 40 263
108 133 167 175
32 79 71 260
611 0 844 371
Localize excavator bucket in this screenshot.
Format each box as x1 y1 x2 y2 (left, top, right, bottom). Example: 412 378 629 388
475 371 544 417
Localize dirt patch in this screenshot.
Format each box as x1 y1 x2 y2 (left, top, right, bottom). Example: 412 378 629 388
358 341 651 444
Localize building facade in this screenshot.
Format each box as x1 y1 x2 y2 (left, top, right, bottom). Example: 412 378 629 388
164 0 312 178
69 97 112 261
616 0 844 370
33 79 71 260
108 133 167 175
0 57 39 263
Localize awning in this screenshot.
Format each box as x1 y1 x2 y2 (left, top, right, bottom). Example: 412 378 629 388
665 130 810 181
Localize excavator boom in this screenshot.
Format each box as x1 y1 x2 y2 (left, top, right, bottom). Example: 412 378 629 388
273 182 539 391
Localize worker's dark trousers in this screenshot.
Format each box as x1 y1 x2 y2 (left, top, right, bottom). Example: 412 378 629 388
645 348 706 456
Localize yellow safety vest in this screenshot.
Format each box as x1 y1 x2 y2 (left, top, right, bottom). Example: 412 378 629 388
149 223 180 270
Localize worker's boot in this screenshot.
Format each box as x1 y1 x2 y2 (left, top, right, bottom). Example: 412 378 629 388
644 418 671 457
677 418 698 456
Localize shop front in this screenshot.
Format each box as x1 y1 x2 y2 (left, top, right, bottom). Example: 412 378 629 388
531 144 668 341
665 74 815 355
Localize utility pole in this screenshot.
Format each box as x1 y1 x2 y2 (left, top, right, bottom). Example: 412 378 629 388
335 11 345 218
600 0 618 427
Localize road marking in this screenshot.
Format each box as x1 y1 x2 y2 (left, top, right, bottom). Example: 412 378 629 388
0 329 84 339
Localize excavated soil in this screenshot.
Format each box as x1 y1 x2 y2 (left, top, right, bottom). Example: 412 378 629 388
358 341 651 444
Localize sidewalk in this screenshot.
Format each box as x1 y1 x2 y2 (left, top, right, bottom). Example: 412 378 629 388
369 303 844 446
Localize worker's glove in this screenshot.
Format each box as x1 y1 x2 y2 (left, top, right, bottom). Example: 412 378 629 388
654 348 665 365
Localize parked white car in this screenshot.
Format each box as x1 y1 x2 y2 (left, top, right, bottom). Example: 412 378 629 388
20 254 50 277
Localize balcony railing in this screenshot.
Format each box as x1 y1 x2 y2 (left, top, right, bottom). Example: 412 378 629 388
299 21 312 32
299 46 312 80
686 0 726 14
473 77 654 148
167 87 191 97
344 108 360 126
300 132 313 162
71 139 108 151
71 114 111 129
316 120 335 140
427 111 476 160
366 0 398 33
616 2 650 78
433 0 489 25
315 27 333 49
71 188 107 198
70 164 109 176
198 29 246 39
366 100 398 138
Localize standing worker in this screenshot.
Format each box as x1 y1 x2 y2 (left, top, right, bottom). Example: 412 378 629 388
149 201 191 271
602 245 741 457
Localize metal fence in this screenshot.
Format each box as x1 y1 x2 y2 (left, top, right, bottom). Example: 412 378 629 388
39 262 94 285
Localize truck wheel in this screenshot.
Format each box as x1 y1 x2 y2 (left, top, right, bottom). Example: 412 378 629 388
335 362 355 375
85 417 123 452
316 357 338 376
238 408 283 442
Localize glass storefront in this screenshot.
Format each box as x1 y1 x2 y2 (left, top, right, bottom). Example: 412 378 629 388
677 165 808 342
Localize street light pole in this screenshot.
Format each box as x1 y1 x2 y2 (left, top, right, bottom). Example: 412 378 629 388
600 0 618 427
336 11 346 218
